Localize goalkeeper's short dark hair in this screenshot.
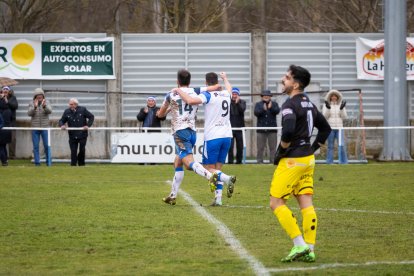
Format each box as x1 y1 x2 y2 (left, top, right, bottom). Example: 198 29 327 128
288 65 311 91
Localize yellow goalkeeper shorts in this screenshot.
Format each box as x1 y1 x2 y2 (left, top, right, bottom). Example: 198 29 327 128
270 155 315 199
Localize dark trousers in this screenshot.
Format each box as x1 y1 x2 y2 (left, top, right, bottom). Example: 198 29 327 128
0 144 8 164
228 130 243 164
69 137 87 166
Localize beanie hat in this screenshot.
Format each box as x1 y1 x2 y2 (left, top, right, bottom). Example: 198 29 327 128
33 88 45 99
232 87 240 95
147 96 156 102
2 86 10 91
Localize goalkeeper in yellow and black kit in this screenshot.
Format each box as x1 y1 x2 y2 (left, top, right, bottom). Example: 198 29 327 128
269 65 331 263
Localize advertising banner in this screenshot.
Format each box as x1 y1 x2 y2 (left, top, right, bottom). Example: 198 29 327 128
356 37 414 80
0 37 115 79
111 133 204 163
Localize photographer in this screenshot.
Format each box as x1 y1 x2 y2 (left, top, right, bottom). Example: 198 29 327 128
1 86 18 158
0 88 13 166
28 88 52 166
254 89 280 164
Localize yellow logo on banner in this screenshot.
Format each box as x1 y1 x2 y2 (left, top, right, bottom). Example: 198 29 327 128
11 43 35 66
0 42 35 72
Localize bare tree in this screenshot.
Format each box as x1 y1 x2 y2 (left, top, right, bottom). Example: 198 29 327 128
155 0 234 33
0 0 65 32
287 0 383 33
1 0 412 34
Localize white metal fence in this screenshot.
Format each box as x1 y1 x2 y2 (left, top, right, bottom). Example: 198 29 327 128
4 126 413 165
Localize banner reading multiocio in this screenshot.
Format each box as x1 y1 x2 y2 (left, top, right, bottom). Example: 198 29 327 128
111 133 205 163
0 37 115 79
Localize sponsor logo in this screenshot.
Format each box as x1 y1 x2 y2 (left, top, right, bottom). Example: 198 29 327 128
362 40 414 79
0 42 35 72
282 108 293 116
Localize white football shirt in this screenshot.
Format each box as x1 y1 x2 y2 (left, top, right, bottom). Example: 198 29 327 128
163 87 199 133
198 89 232 141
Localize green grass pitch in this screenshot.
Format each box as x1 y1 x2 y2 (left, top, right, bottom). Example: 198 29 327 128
1 161 413 275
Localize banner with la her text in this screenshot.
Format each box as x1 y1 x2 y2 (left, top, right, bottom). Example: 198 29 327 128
111 133 204 163
0 37 115 79
356 37 414 80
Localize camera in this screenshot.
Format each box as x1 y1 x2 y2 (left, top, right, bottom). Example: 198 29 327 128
38 101 42 107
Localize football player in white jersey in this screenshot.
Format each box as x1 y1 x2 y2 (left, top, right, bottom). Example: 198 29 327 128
173 72 237 206
158 69 217 205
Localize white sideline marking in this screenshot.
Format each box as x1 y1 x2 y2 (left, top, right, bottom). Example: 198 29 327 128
315 207 414 216
267 260 414 273
177 188 270 276
224 205 414 216
165 181 412 274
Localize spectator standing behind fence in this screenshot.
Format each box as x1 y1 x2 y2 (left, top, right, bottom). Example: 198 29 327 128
0 112 5 165
1 86 18 158
228 87 246 164
254 89 280 164
322 89 348 164
59 98 94 166
137 96 166 132
28 88 52 166
0 89 12 166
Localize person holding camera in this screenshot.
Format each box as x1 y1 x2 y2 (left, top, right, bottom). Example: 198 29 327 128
322 89 348 164
1 86 18 159
0 88 13 166
28 88 52 166
254 89 280 164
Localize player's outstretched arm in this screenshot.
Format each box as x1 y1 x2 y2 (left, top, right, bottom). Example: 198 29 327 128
173 88 202 105
205 84 221 92
220 72 232 93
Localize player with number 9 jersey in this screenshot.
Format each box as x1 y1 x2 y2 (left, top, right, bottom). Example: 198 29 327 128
197 89 232 141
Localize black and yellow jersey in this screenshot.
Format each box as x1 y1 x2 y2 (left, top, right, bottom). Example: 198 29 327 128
280 93 331 158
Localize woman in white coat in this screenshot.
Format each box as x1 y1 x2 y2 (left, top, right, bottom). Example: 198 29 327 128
322 89 348 164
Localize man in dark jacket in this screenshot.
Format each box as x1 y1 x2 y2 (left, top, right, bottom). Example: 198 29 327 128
1 86 18 158
228 87 246 164
0 112 7 165
1 86 18 123
136 96 166 132
254 89 280 164
0 89 12 166
59 98 94 166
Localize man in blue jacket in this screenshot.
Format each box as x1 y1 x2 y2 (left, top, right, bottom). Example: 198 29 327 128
59 98 94 166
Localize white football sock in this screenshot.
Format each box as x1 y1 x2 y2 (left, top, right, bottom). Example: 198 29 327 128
215 182 223 202
190 162 212 180
217 171 231 184
293 235 307 247
171 169 184 198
